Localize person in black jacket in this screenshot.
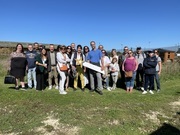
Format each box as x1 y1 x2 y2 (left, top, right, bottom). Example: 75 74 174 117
142 50 157 94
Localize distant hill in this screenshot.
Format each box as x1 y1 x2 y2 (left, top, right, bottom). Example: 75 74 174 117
0 41 58 48
0 41 179 52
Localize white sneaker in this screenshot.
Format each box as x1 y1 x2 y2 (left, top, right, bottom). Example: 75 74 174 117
55 86 59 90
60 91 67 95
157 89 160 92
149 90 154 94
48 85 52 90
141 87 144 91
142 91 147 94
107 87 111 91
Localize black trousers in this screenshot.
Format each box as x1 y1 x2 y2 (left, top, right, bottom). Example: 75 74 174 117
144 74 155 91
136 69 144 88
36 72 45 91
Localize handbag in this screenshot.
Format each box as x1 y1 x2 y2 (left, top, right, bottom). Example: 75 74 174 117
60 64 68 71
125 71 133 78
4 74 16 84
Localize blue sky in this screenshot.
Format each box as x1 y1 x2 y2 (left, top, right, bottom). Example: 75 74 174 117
0 0 180 50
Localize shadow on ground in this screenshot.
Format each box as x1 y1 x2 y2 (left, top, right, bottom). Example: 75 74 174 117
150 123 180 135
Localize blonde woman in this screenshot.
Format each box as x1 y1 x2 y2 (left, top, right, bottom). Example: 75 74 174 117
110 49 118 63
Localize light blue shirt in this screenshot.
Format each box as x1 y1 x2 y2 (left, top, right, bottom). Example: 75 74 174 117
87 49 102 63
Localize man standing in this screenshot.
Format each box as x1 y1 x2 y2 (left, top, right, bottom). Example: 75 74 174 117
33 42 40 54
87 41 104 95
154 49 162 92
119 46 129 89
47 44 58 89
71 43 76 54
26 44 38 89
142 50 157 94
135 47 146 91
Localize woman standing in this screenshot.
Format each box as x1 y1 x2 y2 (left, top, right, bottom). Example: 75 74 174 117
70 45 86 91
110 49 119 63
35 48 48 91
9 43 27 90
65 46 72 91
57 45 70 95
101 49 111 91
122 50 138 93
83 46 90 88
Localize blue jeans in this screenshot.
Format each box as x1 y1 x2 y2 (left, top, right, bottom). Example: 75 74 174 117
27 67 36 88
155 71 161 90
125 71 136 88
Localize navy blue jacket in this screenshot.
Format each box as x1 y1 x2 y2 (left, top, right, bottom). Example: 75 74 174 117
143 56 157 75
26 50 37 68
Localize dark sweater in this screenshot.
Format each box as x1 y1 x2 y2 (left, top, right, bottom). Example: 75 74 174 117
143 56 157 75
26 50 37 68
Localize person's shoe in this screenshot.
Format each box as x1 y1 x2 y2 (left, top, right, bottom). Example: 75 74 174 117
96 89 103 95
65 88 69 91
157 89 160 92
107 87 111 91
55 86 59 90
15 86 19 90
142 91 147 94
136 87 140 90
81 88 85 92
60 91 67 95
48 85 52 90
149 90 154 94
73 88 77 91
141 87 144 91
90 89 95 92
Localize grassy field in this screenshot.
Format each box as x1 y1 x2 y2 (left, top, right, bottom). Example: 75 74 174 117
0 55 180 135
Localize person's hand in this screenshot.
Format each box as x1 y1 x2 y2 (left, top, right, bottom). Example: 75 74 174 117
44 64 47 68
72 66 76 70
101 66 104 71
158 71 161 75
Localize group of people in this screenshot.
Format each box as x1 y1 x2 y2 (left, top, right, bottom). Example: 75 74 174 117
8 41 161 95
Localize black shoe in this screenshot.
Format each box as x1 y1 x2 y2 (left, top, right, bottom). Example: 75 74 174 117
96 89 103 95
81 88 85 92
90 89 94 92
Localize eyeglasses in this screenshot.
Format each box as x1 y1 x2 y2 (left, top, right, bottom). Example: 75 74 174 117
62 48 66 50
128 52 132 54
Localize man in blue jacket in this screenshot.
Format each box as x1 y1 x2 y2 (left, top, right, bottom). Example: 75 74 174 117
142 50 157 94
26 44 38 89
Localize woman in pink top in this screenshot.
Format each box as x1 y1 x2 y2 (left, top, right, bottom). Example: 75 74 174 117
122 50 138 93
